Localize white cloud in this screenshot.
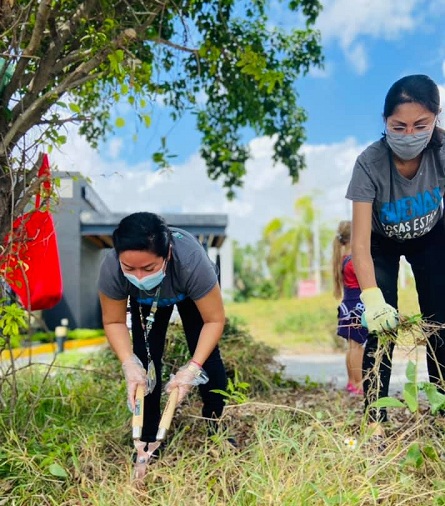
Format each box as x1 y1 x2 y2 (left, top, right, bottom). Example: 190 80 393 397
50 128 367 245
108 138 123 159
318 0 419 47
309 61 333 79
317 0 422 72
344 43 368 75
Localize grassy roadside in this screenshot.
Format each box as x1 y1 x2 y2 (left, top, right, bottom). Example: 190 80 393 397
2 292 445 505
2 330 444 505
225 285 420 354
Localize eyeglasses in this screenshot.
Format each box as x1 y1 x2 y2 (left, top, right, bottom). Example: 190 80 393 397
387 118 436 134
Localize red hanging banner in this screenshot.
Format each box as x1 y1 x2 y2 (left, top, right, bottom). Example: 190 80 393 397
1 154 63 310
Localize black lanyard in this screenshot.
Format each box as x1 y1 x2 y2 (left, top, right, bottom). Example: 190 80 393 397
138 284 161 361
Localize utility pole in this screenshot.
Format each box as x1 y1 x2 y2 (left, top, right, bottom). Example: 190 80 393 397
313 210 321 295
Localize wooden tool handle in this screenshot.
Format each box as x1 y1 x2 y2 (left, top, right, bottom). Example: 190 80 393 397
132 384 145 439
156 387 179 440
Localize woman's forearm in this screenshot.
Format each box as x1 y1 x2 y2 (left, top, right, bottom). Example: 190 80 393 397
351 202 377 291
352 247 378 290
104 323 134 363
192 321 224 366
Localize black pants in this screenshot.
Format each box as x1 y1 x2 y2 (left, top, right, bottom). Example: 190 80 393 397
364 220 445 422
130 296 227 442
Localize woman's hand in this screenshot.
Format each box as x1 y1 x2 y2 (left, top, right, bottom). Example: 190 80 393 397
122 354 148 411
165 361 209 404
360 287 399 332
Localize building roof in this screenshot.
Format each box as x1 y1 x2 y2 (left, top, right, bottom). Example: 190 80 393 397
80 211 228 249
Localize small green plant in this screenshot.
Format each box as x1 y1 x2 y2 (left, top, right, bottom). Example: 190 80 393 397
370 360 445 415
212 369 250 405
401 441 440 470
0 302 28 349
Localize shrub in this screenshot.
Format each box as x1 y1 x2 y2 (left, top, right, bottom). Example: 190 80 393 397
30 328 105 345
162 316 290 397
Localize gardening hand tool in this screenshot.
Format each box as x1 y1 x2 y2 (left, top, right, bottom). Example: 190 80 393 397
165 360 209 404
122 354 149 410
132 385 179 480
360 287 399 333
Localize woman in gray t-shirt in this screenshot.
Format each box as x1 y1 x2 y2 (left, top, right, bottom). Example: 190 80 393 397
346 74 445 436
98 212 228 459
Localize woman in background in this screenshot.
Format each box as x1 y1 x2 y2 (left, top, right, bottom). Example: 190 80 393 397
332 220 368 396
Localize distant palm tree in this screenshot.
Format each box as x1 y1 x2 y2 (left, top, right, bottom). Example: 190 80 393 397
263 196 333 297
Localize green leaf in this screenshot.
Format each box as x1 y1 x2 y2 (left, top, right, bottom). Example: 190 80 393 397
422 383 445 414
423 445 439 461
115 117 125 128
152 152 164 164
68 102 81 113
405 360 417 383
370 397 405 409
402 442 423 469
142 114 151 128
49 463 68 478
402 382 418 413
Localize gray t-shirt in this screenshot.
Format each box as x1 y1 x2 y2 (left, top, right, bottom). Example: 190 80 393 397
346 137 445 241
98 228 218 306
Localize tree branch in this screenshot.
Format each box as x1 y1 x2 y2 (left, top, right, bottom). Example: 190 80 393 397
2 71 103 158
28 0 97 95
39 114 91 125
7 0 52 97
152 36 198 54
51 49 91 75
3 1 169 156
11 153 44 219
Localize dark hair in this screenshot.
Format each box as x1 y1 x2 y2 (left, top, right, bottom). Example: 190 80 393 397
112 212 171 257
383 74 443 148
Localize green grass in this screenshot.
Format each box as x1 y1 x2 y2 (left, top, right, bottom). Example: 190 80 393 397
225 285 420 353
2 359 445 505
30 328 105 345
2 292 443 506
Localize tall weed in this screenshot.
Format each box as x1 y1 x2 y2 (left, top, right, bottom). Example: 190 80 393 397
2 313 445 505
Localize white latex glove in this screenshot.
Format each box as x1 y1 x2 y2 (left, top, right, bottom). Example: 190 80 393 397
122 354 148 411
165 361 209 404
360 287 399 333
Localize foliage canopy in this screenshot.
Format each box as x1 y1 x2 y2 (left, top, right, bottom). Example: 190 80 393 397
0 0 323 243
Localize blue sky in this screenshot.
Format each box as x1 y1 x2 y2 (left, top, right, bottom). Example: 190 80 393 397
52 0 445 245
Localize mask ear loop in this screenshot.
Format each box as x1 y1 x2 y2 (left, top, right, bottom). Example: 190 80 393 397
163 244 172 271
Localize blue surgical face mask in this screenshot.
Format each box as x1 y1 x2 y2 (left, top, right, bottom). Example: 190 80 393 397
385 129 433 161
122 261 166 291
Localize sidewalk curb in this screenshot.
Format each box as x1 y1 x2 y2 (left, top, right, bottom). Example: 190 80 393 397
0 337 108 361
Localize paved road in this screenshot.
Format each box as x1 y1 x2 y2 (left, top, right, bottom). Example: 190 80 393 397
276 347 429 395
2 343 430 397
